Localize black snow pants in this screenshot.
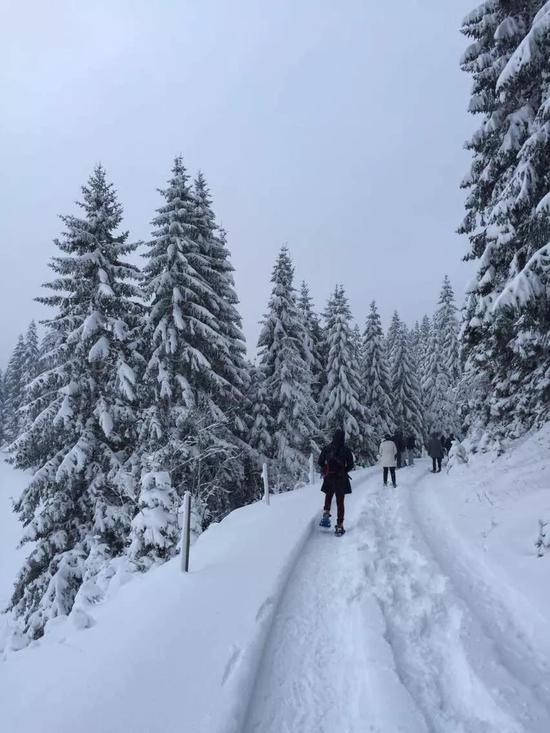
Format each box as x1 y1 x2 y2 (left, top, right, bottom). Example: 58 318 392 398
324 492 345 525
432 457 442 472
383 467 396 486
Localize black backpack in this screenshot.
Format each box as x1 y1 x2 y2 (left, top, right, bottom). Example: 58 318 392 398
323 445 346 477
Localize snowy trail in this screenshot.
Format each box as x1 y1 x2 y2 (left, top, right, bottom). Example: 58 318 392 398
243 470 428 733
242 464 550 733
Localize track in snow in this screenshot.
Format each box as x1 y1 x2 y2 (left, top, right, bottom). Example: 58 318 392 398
242 464 550 733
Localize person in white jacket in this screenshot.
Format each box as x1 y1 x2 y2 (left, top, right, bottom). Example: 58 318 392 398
378 434 398 488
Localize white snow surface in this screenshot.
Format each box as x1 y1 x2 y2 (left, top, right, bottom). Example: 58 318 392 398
2 428 550 733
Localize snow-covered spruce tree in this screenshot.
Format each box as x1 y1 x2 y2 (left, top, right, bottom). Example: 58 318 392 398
248 363 273 460
390 320 424 440
438 276 461 384
297 281 324 402
361 301 393 459
423 277 461 435
191 174 256 512
14 320 43 438
3 334 26 444
459 1 548 439
10 166 141 639
257 247 318 489
12 329 67 471
386 310 402 372
485 3 550 433
320 285 365 458
131 158 252 565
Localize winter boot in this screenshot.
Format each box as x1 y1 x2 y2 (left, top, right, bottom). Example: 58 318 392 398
335 524 345 536
320 512 331 528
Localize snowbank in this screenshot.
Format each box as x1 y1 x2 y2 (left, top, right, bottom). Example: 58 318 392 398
410 425 550 664
0 478 324 733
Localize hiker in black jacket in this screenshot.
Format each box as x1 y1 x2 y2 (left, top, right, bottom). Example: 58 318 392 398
405 433 417 466
318 428 354 535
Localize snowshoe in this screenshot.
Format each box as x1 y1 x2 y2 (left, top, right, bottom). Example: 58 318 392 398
319 512 331 528
335 525 345 537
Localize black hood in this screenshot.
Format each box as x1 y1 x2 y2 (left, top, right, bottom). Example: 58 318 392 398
332 428 345 448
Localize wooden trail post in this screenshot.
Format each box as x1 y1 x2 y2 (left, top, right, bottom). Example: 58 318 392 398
180 491 191 573
262 463 270 505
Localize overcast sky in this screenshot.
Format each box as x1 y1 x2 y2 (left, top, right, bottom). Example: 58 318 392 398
0 0 476 366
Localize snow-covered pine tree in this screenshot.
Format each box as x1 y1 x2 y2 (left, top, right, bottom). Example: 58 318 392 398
351 323 364 367
10 166 141 640
133 157 218 560
192 174 249 416
191 173 255 513
132 157 253 564
386 311 402 372
320 285 365 457
437 276 461 385
390 320 424 441
248 363 273 460
15 321 42 437
460 1 548 439
257 247 317 489
3 334 26 444
297 281 324 402
485 2 550 433
12 329 66 471
361 301 393 460
423 277 461 435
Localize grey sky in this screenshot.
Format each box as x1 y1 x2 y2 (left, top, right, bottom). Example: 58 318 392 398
0 0 475 366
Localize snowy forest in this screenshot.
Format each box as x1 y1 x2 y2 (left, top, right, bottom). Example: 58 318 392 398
0 0 549 656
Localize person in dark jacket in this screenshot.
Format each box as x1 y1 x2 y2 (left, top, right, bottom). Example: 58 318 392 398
393 431 405 468
427 433 444 472
405 433 416 466
440 434 448 456
318 428 354 535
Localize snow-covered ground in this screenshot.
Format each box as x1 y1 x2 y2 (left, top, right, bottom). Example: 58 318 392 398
1 429 550 733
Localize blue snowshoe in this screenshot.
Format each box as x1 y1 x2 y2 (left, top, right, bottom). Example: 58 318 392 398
319 512 331 528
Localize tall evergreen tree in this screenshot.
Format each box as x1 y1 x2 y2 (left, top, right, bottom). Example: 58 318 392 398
3 334 26 444
16 320 43 436
423 277 461 435
386 311 402 368
132 157 252 565
460 1 549 439
361 301 393 460
248 364 273 459
320 285 365 457
297 281 323 402
257 247 317 489
11 166 141 640
191 174 255 512
391 320 424 440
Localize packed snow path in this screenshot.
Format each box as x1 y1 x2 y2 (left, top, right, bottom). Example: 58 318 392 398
243 464 550 733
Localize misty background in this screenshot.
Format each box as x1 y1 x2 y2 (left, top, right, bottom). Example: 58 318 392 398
0 0 475 365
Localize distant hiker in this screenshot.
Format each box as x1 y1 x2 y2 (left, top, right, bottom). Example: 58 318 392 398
427 433 444 473
440 434 448 456
406 433 416 466
393 430 405 468
318 429 354 536
379 434 397 488
446 433 455 453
